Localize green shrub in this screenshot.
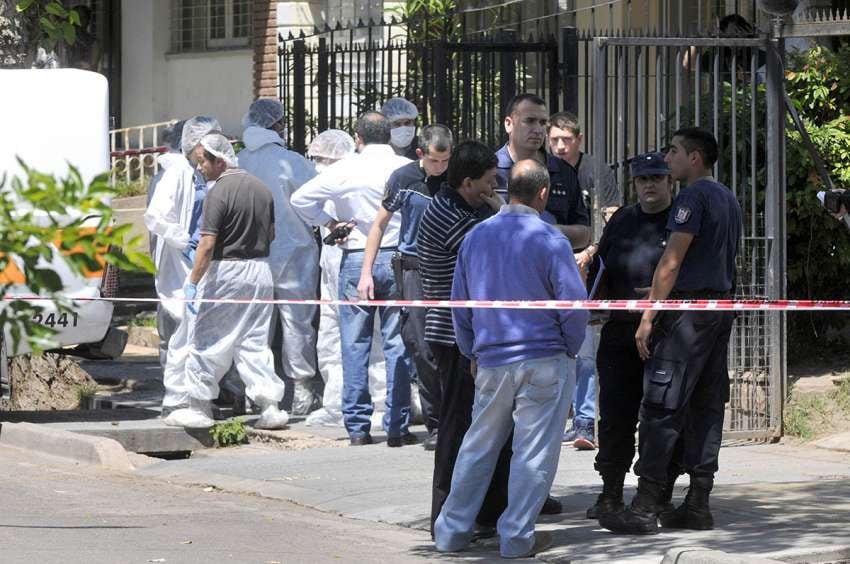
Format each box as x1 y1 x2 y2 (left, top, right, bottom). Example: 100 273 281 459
783 393 827 439
209 418 248 447
784 45 850 358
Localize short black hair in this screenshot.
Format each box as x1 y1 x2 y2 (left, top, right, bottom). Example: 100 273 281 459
504 93 546 119
508 160 550 205
672 127 719 169
447 141 497 189
718 14 755 36
355 111 391 145
419 124 453 154
548 111 581 135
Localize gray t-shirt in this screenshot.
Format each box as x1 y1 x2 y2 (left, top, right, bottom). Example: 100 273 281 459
576 152 621 208
200 169 274 260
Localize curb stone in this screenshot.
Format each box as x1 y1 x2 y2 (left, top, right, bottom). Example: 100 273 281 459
662 547 784 564
0 422 134 472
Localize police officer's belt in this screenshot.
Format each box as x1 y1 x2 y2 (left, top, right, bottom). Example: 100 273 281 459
669 290 732 300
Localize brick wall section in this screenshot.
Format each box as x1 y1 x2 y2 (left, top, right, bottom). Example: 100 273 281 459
253 0 278 99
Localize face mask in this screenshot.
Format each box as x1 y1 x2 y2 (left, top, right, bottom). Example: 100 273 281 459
390 125 416 148
314 163 328 173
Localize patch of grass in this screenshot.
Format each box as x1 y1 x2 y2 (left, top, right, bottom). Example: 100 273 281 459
128 312 157 328
830 378 850 412
112 179 148 198
210 417 248 447
784 381 850 440
76 381 99 409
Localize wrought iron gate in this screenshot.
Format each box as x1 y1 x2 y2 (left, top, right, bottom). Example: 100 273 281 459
590 33 786 440
277 25 559 153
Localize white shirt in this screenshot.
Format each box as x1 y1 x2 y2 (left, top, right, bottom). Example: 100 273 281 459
291 144 410 250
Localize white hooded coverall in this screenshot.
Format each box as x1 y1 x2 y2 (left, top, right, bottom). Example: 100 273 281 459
238 126 320 413
144 152 196 408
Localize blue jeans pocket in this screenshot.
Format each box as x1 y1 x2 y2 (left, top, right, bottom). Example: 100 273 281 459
523 368 561 404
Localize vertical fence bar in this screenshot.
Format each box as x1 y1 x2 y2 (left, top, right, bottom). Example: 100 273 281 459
562 26 579 115
636 45 645 156
548 38 559 113
292 39 307 154
616 44 626 195
715 46 722 184
656 46 663 150
592 38 608 245
765 30 786 437
434 40 449 126
318 38 329 134
499 32 518 146
729 49 737 193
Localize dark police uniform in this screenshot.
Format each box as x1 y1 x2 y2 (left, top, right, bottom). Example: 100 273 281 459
382 160 445 435
594 203 673 478
494 144 590 230
633 176 742 484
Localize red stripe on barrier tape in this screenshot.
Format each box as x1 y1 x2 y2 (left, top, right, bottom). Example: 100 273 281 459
4 295 850 311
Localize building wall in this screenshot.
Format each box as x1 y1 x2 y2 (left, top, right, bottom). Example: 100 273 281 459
120 0 253 136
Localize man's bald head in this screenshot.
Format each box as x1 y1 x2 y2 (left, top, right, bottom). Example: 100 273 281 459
508 159 550 206
355 111 392 146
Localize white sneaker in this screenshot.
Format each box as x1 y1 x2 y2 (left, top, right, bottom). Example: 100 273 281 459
163 399 214 429
305 407 344 427
255 404 289 430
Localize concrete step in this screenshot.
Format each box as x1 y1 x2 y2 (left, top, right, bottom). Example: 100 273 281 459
0 409 212 456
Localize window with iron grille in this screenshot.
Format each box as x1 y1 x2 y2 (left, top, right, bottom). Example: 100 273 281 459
170 0 253 53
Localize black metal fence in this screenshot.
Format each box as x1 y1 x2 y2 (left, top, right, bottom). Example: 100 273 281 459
277 22 563 153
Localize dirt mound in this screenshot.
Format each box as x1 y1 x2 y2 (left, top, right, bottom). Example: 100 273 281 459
1 353 95 411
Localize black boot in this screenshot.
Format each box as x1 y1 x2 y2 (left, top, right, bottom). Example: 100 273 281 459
586 473 625 519
659 476 714 530
658 474 679 514
598 477 664 535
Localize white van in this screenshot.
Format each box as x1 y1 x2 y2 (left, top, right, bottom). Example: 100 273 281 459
0 69 125 364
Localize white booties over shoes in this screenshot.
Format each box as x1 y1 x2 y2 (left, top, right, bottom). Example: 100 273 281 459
254 396 290 430
163 398 215 429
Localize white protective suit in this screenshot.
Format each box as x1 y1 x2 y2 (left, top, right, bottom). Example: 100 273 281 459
145 152 195 320
238 125 320 414
144 152 197 408
183 257 285 406
147 116 220 410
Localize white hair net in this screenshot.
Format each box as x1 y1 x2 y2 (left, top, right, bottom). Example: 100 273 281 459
162 120 186 152
307 129 356 161
181 116 222 156
380 97 419 122
242 99 285 129
200 133 238 168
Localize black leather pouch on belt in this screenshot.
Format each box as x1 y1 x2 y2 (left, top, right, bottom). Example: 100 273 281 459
391 253 404 293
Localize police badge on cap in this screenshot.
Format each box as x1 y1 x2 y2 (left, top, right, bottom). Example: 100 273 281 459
674 206 692 224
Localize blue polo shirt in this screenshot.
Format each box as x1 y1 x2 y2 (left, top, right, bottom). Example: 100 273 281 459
382 160 445 256
188 169 207 250
494 143 589 228
668 177 742 292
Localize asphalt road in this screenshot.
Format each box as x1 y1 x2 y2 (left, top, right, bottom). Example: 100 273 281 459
0 445 452 564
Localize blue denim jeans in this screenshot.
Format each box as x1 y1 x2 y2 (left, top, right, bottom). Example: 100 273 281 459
572 324 598 427
434 353 575 558
338 249 411 438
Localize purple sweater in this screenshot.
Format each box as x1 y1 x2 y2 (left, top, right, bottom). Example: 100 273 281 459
451 205 589 368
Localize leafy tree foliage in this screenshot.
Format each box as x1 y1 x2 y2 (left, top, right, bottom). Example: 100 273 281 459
1 163 154 353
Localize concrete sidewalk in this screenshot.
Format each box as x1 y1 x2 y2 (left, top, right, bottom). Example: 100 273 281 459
134 421 850 563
